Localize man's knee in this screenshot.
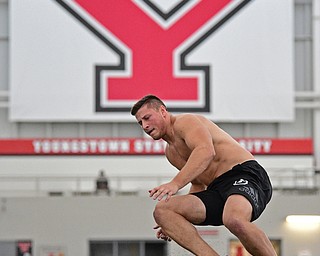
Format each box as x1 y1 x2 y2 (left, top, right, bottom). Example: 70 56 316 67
153 200 171 224
223 195 253 236
223 215 249 237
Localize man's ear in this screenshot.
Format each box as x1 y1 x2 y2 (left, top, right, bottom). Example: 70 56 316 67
160 105 167 117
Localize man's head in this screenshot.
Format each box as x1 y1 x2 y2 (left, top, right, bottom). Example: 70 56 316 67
131 95 168 140
130 94 167 116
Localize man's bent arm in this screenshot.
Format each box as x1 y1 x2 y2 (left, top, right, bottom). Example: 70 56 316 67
172 145 214 189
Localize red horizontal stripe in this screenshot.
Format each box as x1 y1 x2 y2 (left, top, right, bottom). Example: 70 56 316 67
0 138 313 155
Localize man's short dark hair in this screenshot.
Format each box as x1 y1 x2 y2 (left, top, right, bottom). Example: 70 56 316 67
131 95 167 115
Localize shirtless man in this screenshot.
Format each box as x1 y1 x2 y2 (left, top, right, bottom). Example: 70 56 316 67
131 95 277 256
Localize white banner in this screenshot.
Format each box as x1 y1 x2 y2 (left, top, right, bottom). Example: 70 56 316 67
9 0 294 122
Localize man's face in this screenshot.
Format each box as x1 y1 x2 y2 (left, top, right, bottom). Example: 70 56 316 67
135 104 166 140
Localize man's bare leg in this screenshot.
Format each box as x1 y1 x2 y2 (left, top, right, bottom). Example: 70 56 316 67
153 195 219 256
223 195 277 256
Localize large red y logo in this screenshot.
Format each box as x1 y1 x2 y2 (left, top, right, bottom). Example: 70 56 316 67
56 0 251 112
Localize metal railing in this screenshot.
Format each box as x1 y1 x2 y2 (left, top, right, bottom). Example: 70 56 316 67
0 175 176 197
0 169 319 197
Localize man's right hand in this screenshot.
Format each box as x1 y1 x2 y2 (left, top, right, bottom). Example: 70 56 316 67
149 181 179 201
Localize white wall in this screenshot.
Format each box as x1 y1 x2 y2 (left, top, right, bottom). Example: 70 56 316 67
0 155 175 176
0 194 319 256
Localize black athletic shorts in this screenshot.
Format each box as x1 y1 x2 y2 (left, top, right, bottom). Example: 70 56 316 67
191 160 272 226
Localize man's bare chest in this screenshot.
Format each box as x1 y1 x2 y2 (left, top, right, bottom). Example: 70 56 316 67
167 142 192 162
